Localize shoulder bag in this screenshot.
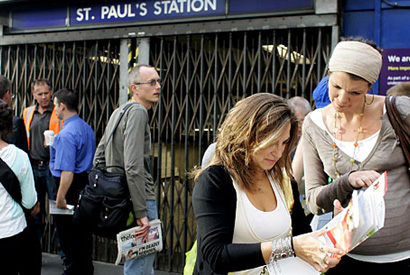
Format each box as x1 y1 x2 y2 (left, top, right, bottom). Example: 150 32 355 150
73 103 136 239
385 96 410 173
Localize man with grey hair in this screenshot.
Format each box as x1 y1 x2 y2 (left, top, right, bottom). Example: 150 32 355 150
94 64 161 275
287 96 311 138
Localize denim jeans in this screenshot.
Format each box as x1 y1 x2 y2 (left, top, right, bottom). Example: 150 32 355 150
124 200 158 275
32 164 56 242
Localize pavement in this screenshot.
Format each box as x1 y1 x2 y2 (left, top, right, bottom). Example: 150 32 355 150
41 253 180 275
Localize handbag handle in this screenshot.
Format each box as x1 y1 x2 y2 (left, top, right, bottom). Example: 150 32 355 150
385 96 410 171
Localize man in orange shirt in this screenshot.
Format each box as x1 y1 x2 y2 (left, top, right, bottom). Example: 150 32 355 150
23 79 63 253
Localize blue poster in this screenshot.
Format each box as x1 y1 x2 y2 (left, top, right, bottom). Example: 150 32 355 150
379 48 410 95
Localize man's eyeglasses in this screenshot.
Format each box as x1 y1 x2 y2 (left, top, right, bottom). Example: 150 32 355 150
134 79 162 86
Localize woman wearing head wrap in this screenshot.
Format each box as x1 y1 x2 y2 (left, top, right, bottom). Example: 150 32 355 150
302 37 410 273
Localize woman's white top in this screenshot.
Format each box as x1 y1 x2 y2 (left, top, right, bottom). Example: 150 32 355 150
310 109 379 162
231 174 291 274
0 145 37 239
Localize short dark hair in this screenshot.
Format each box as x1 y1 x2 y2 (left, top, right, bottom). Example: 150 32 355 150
0 102 13 139
0 75 11 99
31 79 52 92
53 88 79 113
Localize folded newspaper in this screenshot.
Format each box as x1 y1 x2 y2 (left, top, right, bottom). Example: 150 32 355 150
319 171 387 256
49 200 74 215
115 219 163 265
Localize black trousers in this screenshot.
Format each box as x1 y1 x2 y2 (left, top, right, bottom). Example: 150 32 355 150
326 254 410 274
54 172 94 275
0 230 24 275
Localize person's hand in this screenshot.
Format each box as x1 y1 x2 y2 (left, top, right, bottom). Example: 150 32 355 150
293 229 343 273
333 199 344 217
348 170 380 189
31 201 40 216
56 194 68 209
133 216 151 242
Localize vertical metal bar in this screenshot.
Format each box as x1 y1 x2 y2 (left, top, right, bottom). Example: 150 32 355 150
119 39 130 105
52 43 56 91
168 35 177 271
82 41 87 119
43 44 47 78
198 35 204 164
62 43 66 86
272 30 276 94
182 34 191 269
107 40 112 119
24 45 28 109
228 33 233 109
242 32 247 98
156 37 164 258
15 45 19 116
72 42 76 89
33 45 37 80
317 28 322 85
257 31 262 93
286 30 291 99
94 41 99 132
213 34 218 140
0 46 3 75
302 28 307 98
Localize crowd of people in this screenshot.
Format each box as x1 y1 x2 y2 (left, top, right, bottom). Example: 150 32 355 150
0 64 161 275
1 35 410 275
192 36 410 275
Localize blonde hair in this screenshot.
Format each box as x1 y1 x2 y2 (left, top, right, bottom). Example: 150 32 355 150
195 93 298 195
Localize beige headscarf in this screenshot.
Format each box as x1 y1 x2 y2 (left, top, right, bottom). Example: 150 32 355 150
329 41 382 84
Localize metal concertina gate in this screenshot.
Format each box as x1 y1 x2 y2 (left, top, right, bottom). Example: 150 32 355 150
1 27 331 272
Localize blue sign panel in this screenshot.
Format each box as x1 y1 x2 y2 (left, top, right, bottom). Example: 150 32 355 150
10 0 313 31
229 0 312 14
70 0 224 26
12 7 67 30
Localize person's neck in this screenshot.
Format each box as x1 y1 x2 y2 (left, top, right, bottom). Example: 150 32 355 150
0 139 9 150
131 97 151 110
62 111 77 121
37 104 51 114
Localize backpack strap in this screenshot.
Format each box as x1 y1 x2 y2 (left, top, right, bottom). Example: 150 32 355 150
0 157 23 205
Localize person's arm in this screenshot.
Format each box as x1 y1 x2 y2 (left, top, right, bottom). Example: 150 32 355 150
11 117 29 154
193 166 264 273
123 107 150 219
292 141 304 195
302 116 355 214
56 170 74 209
19 152 37 210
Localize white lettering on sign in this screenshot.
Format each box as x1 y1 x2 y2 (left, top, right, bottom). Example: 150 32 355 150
76 7 92 21
154 0 216 15
74 0 218 23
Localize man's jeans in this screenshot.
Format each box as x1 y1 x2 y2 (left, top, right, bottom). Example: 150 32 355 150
124 200 158 275
32 164 56 241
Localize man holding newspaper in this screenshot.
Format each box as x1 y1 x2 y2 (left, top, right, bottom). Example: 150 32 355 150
94 64 161 275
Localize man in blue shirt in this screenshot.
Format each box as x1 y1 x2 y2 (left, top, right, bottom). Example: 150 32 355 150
50 88 95 275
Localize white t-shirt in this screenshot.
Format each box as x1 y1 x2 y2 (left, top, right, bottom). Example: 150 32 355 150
0 145 37 239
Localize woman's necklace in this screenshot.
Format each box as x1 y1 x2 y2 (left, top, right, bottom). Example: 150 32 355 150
332 101 366 178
